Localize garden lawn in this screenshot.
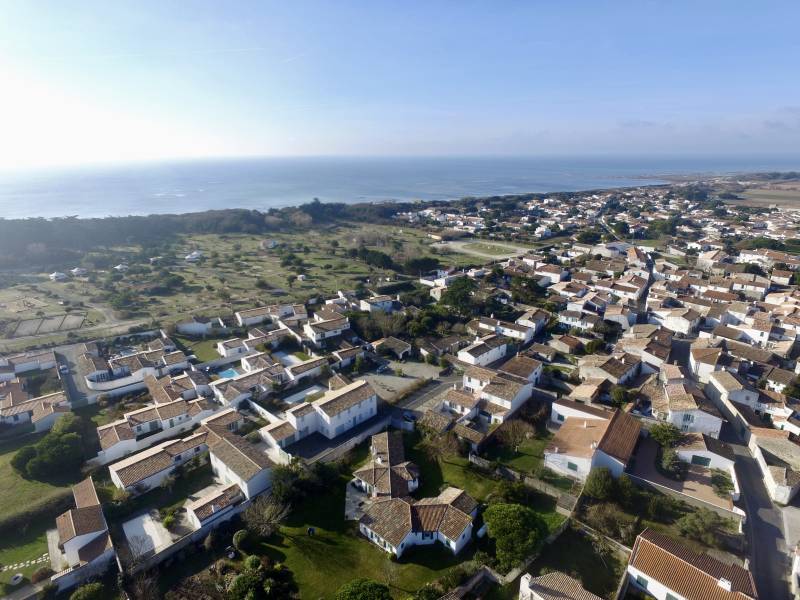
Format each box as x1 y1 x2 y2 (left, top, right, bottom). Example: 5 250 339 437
483 436 550 474
0 519 50 595
0 434 75 528
256 475 470 599
528 526 625 599
406 436 496 502
175 335 224 362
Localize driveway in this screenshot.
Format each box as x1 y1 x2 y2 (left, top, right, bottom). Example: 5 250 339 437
729 440 792 599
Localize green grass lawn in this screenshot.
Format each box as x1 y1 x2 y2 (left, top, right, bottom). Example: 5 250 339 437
406 434 496 502
483 436 550 474
0 434 76 529
527 525 625 599
175 335 224 362
293 351 312 361
0 519 50 595
256 475 471 599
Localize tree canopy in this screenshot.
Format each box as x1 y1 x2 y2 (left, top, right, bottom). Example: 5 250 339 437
483 503 547 572
335 578 392 600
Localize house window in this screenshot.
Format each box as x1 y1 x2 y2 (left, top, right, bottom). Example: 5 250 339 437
682 413 694 423
567 462 578 472
691 455 711 467
557 414 565 422
666 594 679 600
636 576 648 590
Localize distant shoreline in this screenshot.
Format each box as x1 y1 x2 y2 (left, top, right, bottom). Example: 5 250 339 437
1 156 799 220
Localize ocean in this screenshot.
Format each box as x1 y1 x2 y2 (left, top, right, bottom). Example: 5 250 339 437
0 155 798 220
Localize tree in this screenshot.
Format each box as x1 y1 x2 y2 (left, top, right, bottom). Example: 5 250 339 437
419 429 460 461
677 508 725 547
649 422 681 448
483 503 546 572
610 385 628 407
244 495 291 538
335 578 392 600
439 277 477 317
353 355 365 373
70 583 106 600
498 419 534 453
584 468 615 501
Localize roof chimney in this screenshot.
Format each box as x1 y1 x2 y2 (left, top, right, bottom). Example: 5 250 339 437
583 420 588 428
718 578 732 592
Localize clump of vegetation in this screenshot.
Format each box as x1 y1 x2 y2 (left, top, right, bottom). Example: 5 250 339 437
711 469 734 498
335 578 391 600
11 414 92 480
484 503 547 573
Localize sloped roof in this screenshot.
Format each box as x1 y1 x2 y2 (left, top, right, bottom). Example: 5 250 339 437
629 529 757 600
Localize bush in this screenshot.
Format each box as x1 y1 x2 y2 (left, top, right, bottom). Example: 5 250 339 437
31 566 53 584
233 529 250 551
584 468 615 501
677 508 727 548
70 582 106 600
484 503 547 573
650 422 681 448
12 418 89 480
335 578 392 600
244 554 262 571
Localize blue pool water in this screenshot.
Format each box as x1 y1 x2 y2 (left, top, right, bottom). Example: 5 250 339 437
218 368 239 379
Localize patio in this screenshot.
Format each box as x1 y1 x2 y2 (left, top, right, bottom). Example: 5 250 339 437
630 437 734 513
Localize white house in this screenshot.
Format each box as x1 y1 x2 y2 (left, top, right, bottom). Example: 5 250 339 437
457 335 508 367
519 572 602 600
359 294 397 313
544 408 640 480
51 477 115 592
353 431 420 497
176 315 224 336
626 529 757 600
234 306 273 327
359 487 477 558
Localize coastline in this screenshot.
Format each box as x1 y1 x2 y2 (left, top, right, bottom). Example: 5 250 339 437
2 156 799 220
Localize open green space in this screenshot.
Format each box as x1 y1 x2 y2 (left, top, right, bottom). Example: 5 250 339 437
462 242 522 256
0 434 76 529
0 519 50 594
256 482 469 599
484 525 626 600
175 335 226 362
483 435 550 474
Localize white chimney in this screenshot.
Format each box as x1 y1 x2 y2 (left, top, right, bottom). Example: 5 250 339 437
718 578 732 592
583 420 588 428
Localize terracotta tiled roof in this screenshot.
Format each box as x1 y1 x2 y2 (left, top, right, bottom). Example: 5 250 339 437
524 571 603 600
597 410 640 462
629 529 757 600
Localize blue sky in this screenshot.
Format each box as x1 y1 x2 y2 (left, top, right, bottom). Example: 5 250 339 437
1 1 799 168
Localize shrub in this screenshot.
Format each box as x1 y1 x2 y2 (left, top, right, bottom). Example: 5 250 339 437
677 508 727 547
244 554 262 572
584 468 615 501
484 503 547 573
650 422 681 448
31 566 53 584
335 578 392 600
233 529 250 551
69 582 106 600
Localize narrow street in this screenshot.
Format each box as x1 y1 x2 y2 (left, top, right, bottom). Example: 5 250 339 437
728 438 792 600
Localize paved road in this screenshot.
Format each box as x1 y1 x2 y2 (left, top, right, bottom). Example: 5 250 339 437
728 439 792 600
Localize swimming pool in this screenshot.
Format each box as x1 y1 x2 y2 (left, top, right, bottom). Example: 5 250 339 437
217 367 239 379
